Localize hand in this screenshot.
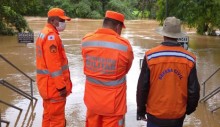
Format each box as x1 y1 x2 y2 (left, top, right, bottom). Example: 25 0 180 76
57 87 67 97
137 106 147 121
137 114 147 121
137 115 147 121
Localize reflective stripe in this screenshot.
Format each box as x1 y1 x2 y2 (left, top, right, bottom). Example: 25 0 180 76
147 51 195 63
37 69 49 75
62 65 69 71
50 98 66 103
118 117 124 126
51 70 62 77
37 64 69 77
86 76 126 86
82 41 128 52
38 33 45 39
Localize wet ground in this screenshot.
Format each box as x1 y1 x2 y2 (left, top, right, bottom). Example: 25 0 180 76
0 18 220 127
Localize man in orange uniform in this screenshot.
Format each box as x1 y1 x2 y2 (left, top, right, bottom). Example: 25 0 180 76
81 11 134 127
136 17 200 127
36 8 72 127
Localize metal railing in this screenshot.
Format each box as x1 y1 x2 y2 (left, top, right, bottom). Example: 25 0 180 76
0 54 35 96
0 54 38 126
0 109 10 127
0 80 38 127
212 106 220 112
0 100 22 112
200 66 220 112
200 86 220 102
0 100 23 127
1 120 10 127
201 67 220 97
0 80 37 101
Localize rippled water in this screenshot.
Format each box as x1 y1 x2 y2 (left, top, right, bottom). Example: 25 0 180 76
0 18 219 127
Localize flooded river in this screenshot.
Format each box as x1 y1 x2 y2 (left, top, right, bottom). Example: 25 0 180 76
0 17 220 127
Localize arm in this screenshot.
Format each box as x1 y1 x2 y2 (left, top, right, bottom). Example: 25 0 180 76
126 46 134 73
186 65 200 115
44 34 66 91
136 55 150 120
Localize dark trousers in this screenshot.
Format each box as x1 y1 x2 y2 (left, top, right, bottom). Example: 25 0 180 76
147 120 183 127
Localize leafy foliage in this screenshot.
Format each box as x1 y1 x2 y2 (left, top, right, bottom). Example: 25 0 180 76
0 5 31 35
106 0 135 19
156 0 220 35
134 0 157 19
75 0 92 18
1 0 220 35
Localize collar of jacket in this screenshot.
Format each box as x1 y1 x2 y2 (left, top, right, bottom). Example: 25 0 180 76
95 28 119 36
161 41 182 46
46 23 59 35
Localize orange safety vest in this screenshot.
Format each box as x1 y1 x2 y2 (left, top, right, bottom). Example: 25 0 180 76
81 28 133 116
145 44 196 119
36 23 72 100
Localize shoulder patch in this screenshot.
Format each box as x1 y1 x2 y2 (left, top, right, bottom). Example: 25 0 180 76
48 35 55 40
50 44 57 53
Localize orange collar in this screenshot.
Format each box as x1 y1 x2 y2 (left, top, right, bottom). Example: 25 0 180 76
95 28 119 36
46 23 59 34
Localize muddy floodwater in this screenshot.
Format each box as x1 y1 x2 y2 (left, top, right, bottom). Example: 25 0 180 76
0 17 220 127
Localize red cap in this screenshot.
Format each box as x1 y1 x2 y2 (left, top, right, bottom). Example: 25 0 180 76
48 8 71 21
105 10 125 28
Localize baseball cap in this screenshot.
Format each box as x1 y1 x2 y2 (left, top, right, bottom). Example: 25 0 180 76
48 8 71 21
105 11 125 28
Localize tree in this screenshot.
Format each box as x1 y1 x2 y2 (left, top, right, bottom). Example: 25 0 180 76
134 0 157 19
73 0 102 19
0 0 33 35
156 0 220 35
105 0 135 19
0 0 140 35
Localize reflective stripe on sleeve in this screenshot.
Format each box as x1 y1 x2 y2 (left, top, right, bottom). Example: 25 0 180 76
50 97 66 103
37 69 49 75
147 51 195 63
82 41 128 52
38 33 45 39
51 70 62 77
62 64 69 71
118 117 125 126
86 76 126 86
37 64 69 77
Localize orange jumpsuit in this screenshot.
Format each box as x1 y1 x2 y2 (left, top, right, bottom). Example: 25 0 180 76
36 23 72 127
81 28 133 127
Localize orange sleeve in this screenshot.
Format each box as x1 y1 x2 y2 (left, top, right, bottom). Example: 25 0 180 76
126 42 134 73
43 33 66 90
118 37 134 73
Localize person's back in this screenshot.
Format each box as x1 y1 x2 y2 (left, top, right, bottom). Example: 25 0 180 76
81 11 133 127
82 28 132 80
136 17 200 127
146 43 196 118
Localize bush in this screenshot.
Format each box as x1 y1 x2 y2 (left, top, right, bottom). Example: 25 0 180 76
88 11 102 19
0 6 31 35
105 0 135 19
